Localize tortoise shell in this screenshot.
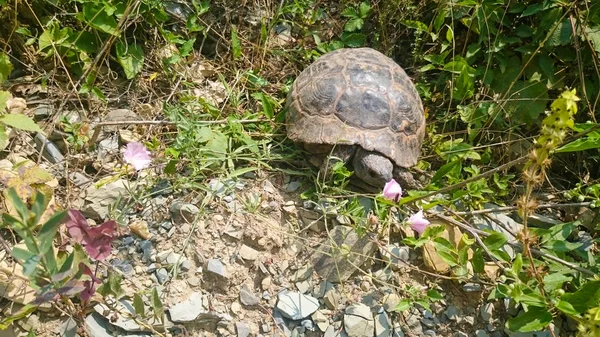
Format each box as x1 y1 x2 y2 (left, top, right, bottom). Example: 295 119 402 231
285 47 425 169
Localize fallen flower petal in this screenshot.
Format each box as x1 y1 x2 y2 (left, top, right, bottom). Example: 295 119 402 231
64 210 119 261
123 141 152 170
407 210 430 234
383 179 403 201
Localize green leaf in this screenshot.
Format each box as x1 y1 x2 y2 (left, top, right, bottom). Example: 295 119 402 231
0 53 13 83
12 247 41 277
401 20 428 32
341 32 366 47
556 300 579 316
258 92 274 118
585 26 600 53
82 4 118 35
358 2 371 18
38 210 66 255
547 19 573 47
512 253 523 277
341 7 359 18
483 232 508 250
431 160 461 183
506 306 552 332
345 18 363 32
0 91 9 111
393 299 412 312
0 114 42 133
453 67 475 101
115 41 145 80
522 3 545 16
556 138 600 153
133 293 145 316
0 124 7 150
6 188 30 224
231 26 242 61
472 249 484 273
151 287 165 318
561 280 600 312
427 289 444 301
0 304 37 330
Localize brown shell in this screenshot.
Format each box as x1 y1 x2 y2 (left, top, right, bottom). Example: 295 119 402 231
285 47 425 168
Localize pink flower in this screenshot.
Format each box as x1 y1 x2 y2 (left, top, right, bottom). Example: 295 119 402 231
123 142 151 170
407 210 430 234
64 210 119 261
383 179 403 201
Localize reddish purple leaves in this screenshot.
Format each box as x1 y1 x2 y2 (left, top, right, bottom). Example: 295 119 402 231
64 210 119 261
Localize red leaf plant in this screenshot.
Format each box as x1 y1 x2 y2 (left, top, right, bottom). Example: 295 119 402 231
64 210 120 261
78 262 102 302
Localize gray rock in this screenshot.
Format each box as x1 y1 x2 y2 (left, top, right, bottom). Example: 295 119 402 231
324 289 341 310
276 292 319 320
313 281 334 298
85 313 149 337
83 179 128 220
463 283 482 292
420 318 435 329
480 303 494 322
382 293 401 312
444 305 460 321
293 265 314 282
168 292 205 322
273 309 292 337
405 313 423 335
301 319 314 331
471 205 522 258
98 135 119 158
527 213 561 228
240 286 260 306
160 221 173 230
286 181 302 192
236 322 251 337
311 226 377 282
455 332 468 337
239 245 260 261
312 310 330 332
375 312 392 337
380 244 410 268
187 276 201 287
155 268 169 284
170 202 200 224
139 240 154 263
392 327 404 337
461 315 476 325
60 317 78 337
181 259 192 271
105 109 139 132
423 330 436 336
33 104 53 120
344 303 374 337
207 259 226 278
157 251 184 266
476 330 489 337
296 281 312 294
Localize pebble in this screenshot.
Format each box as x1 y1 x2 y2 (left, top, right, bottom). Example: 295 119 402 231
286 181 301 192
480 303 493 322
168 292 204 322
276 292 319 320
313 281 334 298
444 305 460 321
461 315 476 325
382 293 401 312
236 322 251 337
312 310 329 332
181 259 192 271
344 303 375 337
155 268 169 284
170 202 200 224
147 263 157 273
423 330 436 336
160 221 173 230
463 283 482 292
375 312 392 337
187 277 201 287
293 265 313 282
207 259 226 278
239 245 260 261
476 330 489 337
240 287 260 306
296 281 311 294
324 289 341 310
455 332 468 337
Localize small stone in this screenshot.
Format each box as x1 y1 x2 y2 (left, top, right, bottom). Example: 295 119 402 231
181 259 192 271
239 245 260 261
187 277 201 287
168 292 205 322
240 287 260 306
382 293 401 312
475 330 489 337
170 202 200 224
147 263 158 273
286 181 302 192
155 268 169 284
324 289 341 310
463 283 482 292
421 318 435 328
236 322 251 337
181 223 191 234
296 281 311 294
312 310 329 332
455 332 468 337
375 312 392 337
261 277 272 290
276 292 319 320
444 305 460 321
423 330 437 336
261 324 271 333
231 301 242 315
392 327 405 337
480 303 493 322
380 244 410 268
207 259 226 278
313 281 334 298
130 219 152 240
461 315 476 325
293 265 314 282
344 303 375 337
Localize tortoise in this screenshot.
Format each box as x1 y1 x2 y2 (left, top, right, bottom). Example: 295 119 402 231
285 47 426 190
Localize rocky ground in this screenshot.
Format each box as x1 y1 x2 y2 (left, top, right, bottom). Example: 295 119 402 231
0 119 589 337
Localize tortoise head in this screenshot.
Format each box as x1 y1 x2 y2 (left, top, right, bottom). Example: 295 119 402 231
352 149 394 188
